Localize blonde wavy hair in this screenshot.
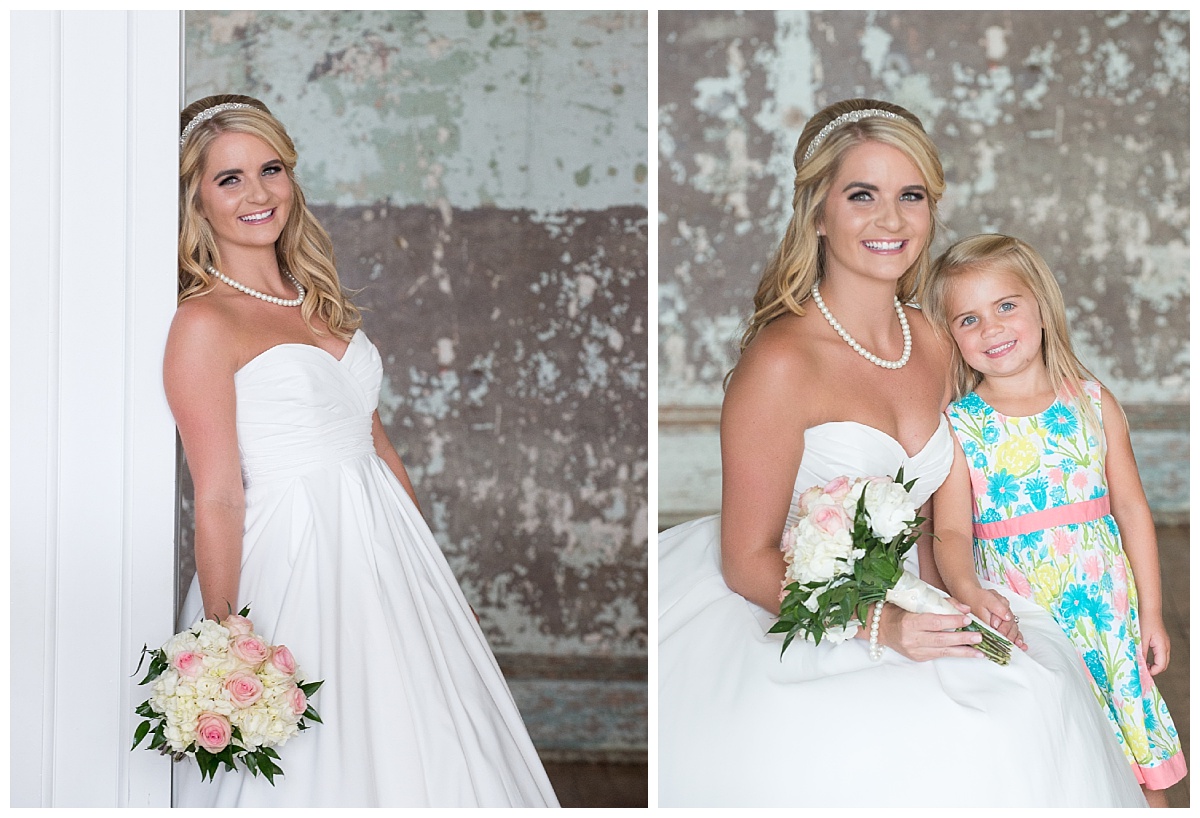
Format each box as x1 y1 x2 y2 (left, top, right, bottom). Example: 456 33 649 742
739 98 945 354
922 233 1101 432
178 94 361 340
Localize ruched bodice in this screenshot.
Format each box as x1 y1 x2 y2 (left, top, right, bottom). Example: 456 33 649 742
234 330 378 487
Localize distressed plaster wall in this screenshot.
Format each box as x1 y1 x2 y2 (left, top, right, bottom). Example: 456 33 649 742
659 10 1189 526
180 10 647 759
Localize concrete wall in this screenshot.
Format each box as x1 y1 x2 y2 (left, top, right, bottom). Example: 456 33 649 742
182 10 647 759
659 10 1189 526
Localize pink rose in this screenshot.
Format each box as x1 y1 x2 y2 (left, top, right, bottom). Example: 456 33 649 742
270 645 297 677
822 476 853 501
172 651 204 678
230 634 270 666
796 485 823 516
779 526 797 554
224 670 264 708
288 686 308 716
195 712 232 753
221 614 254 636
808 502 850 537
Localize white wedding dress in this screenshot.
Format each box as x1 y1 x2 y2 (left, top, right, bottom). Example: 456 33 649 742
173 330 558 807
658 418 1146 807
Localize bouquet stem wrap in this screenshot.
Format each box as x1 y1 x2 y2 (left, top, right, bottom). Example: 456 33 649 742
885 570 1013 665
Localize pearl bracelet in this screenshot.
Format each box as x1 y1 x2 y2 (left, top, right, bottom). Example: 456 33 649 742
868 601 884 661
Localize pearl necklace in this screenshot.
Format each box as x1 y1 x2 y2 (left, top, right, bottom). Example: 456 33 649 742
810 283 911 370
207 265 306 307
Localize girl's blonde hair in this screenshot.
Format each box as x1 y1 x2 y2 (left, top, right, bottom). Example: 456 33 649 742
738 98 946 354
178 94 361 340
922 233 1101 431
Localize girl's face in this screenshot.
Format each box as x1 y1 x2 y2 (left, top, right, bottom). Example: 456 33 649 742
944 265 1045 383
816 140 931 288
196 131 292 259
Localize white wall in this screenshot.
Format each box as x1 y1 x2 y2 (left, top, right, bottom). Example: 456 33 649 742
10 10 180 807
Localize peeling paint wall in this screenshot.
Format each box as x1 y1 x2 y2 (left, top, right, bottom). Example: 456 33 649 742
180 10 647 758
659 10 1189 526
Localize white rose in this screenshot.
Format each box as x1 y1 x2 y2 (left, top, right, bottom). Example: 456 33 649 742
791 520 855 585
862 479 916 540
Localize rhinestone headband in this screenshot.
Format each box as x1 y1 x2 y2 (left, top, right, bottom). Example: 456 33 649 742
179 102 256 148
801 108 902 164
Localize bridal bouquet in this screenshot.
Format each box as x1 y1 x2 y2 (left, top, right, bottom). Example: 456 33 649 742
132 608 323 784
769 472 1011 665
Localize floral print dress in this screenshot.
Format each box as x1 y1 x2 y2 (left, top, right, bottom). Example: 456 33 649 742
947 382 1185 789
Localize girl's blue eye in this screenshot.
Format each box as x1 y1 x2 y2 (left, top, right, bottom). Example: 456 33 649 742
998 301 1016 312
901 191 925 202
217 175 238 187
959 315 978 327
849 190 872 201
263 165 282 176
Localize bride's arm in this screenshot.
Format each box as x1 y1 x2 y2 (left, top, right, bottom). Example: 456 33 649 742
718 331 808 615
164 304 245 621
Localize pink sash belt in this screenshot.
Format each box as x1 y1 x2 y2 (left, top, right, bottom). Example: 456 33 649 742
974 495 1110 540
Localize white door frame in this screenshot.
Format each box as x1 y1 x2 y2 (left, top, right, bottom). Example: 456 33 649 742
11 10 181 807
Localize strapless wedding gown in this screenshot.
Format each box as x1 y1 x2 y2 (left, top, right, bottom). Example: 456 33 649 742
658 418 1146 807
173 330 558 807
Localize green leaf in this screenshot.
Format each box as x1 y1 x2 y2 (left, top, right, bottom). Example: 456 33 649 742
303 706 322 724
244 750 260 777
298 679 324 697
260 745 281 760
238 604 251 618
131 720 151 750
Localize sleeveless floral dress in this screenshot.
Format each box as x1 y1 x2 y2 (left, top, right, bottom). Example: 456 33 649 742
946 382 1185 789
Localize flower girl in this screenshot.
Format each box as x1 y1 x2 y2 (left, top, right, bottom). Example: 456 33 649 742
923 233 1186 806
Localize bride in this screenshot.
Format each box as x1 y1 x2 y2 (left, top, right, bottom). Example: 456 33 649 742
166 95 557 807
658 99 1146 807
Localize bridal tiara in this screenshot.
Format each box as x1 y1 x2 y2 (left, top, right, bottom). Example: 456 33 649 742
801 108 902 164
179 102 257 148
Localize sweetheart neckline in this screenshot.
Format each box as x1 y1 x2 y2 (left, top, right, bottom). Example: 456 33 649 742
806 415 948 460
235 328 363 377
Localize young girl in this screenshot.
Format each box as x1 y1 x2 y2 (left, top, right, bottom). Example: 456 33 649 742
923 233 1186 807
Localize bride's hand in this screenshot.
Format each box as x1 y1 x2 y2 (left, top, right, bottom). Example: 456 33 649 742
877 602 984 662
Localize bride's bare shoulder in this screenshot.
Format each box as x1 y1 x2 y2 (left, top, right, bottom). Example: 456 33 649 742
165 296 242 373
730 313 822 386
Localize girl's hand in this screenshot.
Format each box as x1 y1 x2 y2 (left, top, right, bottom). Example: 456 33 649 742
877 601 985 662
961 587 1028 651
1140 614 1171 675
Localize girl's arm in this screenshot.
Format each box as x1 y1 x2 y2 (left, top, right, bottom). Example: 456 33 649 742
164 306 245 621
371 411 423 513
1100 387 1169 674
932 439 1024 646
